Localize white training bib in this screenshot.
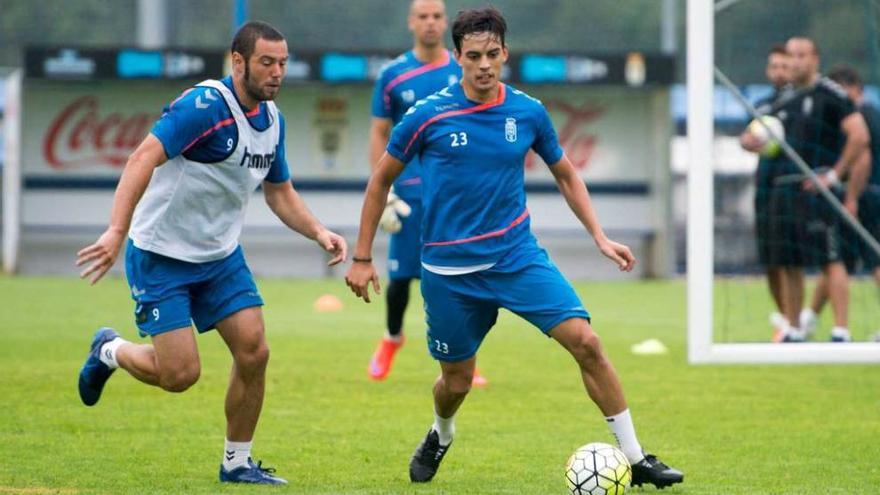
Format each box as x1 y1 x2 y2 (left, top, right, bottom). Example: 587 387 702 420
129 79 280 262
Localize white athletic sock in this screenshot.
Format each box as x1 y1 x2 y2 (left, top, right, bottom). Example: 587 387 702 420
605 409 644 464
223 439 252 471
769 311 788 328
432 410 455 446
98 337 126 369
800 309 818 335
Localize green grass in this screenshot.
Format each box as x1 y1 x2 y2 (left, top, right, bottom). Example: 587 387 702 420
0 275 878 494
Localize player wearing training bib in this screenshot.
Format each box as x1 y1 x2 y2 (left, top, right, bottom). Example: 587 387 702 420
346 6 683 489
366 0 479 383
76 22 347 485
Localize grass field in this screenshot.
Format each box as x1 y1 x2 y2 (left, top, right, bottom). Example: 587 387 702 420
1 275 878 494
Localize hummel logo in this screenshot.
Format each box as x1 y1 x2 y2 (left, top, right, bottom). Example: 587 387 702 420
104 349 113 360
225 450 235 461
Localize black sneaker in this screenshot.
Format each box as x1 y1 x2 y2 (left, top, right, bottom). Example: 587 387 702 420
409 429 452 482
631 453 684 489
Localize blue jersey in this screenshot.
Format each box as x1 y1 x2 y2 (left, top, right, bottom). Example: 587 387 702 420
387 83 564 269
151 76 290 183
372 50 461 200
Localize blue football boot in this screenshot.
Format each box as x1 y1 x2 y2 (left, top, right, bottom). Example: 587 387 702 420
78 327 120 406
219 458 288 485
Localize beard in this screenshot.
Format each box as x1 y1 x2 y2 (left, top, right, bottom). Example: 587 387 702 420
243 63 275 102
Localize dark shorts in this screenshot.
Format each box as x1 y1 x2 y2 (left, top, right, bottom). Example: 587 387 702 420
124 240 263 337
765 184 809 267
802 189 850 268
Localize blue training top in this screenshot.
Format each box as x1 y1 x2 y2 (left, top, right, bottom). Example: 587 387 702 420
372 50 461 200
151 75 290 183
387 82 564 269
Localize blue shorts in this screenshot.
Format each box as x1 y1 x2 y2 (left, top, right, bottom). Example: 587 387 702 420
388 198 422 280
420 249 590 362
124 240 263 338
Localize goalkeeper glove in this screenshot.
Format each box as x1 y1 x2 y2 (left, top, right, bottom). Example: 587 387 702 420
379 189 412 233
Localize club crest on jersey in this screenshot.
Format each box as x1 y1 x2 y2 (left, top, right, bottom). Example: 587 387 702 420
402 89 415 104
239 146 275 170
505 117 517 143
448 75 459 86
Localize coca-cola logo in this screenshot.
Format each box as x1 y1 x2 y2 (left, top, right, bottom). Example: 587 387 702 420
525 100 604 171
43 96 159 169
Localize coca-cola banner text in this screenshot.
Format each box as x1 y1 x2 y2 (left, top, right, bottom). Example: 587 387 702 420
23 81 668 183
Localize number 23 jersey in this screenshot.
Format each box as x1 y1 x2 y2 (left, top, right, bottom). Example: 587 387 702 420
387 82 564 270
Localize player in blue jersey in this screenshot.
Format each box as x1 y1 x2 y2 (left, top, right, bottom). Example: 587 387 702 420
346 6 683 489
366 0 489 385
75 21 347 485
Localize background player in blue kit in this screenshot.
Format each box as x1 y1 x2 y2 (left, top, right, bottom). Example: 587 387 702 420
75 21 346 485
346 6 683 489
367 0 486 385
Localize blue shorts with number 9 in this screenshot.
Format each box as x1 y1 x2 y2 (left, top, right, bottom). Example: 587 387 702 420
420 248 590 362
124 240 263 338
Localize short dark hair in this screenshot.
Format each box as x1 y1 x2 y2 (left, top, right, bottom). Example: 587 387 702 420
231 21 285 61
451 6 507 53
787 36 819 56
828 64 863 88
768 44 787 57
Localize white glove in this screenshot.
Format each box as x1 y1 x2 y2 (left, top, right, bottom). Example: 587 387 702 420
378 189 412 233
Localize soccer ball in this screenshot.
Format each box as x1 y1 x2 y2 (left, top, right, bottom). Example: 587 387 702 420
747 115 785 158
565 443 631 495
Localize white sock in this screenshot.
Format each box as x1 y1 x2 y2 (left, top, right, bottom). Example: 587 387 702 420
98 337 126 369
223 439 252 471
605 409 644 464
432 410 455 446
800 308 816 323
800 309 818 334
769 312 788 328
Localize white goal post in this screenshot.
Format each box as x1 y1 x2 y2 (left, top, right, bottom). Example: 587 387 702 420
3 69 23 274
686 0 880 363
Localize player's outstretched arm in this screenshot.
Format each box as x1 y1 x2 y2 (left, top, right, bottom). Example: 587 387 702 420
263 181 347 266
345 152 405 302
368 118 393 173
76 134 167 284
548 154 636 272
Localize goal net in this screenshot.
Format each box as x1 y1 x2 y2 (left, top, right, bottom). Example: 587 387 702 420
687 0 880 363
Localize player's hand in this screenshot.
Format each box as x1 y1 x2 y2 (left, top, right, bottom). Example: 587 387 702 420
739 132 763 152
315 229 347 266
76 228 126 285
345 260 381 303
596 237 636 272
378 190 412 233
803 168 839 192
